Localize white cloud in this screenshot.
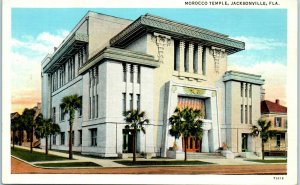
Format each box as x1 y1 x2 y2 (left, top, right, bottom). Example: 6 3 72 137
228 62 287 106
12 30 69 55
232 36 286 50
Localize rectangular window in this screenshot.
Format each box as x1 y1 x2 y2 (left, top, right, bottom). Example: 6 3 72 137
123 63 127 82
245 83 248 97
137 66 141 84
202 46 206 75
184 43 188 72
89 97 91 119
122 93 126 113
78 96 82 117
241 83 243 97
52 107 56 123
130 93 133 110
79 130 82 145
245 105 248 124
275 117 281 127
130 64 134 83
53 135 56 145
137 94 140 111
241 105 243 123
193 45 198 73
249 105 252 124
249 84 252 98
276 134 281 147
60 132 65 145
91 129 97 146
60 105 65 121
96 95 98 118
174 40 179 71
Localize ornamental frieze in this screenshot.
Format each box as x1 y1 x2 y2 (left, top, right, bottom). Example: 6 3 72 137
151 33 171 63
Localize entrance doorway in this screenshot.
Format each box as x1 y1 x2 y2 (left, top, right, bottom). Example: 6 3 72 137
122 130 133 153
182 137 201 152
242 133 248 152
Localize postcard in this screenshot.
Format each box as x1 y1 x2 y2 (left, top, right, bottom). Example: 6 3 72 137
2 0 298 184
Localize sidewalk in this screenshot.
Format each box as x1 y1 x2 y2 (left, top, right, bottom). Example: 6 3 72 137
12 145 285 167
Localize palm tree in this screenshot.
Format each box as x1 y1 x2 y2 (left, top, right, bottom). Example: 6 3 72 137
61 94 81 159
35 113 60 155
250 119 276 160
22 108 36 153
123 109 149 163
169 107 204 161
11 113 20 150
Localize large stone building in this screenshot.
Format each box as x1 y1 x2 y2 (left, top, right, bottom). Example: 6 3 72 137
41 11 264 158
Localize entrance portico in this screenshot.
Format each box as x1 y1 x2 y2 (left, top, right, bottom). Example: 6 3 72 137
163 81 220 157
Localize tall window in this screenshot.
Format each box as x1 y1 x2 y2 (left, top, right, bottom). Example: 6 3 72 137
249 105 252 124
245 83 248 97
241 105 243 123
202 46 206 75
130 64 134 83
60 132 65 145
137 94 140 111
92 96 95 118
275 117 281 127
249 84 252 98
91 129 97 146
60 104 65 121
78 96 82 117
241 82 244 97
137 66 141 84
52 107 56 123
276 134 281 147
184 43 188 72
53 135 56 145
96 95 98 118
89 97 91 119
79 130 82 145
123 63 127 82
129 93 133 110
245 105 248 124
174 40 179 71
122 93 126 112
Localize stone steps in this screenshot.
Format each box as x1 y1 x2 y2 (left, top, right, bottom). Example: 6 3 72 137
186 152 225 159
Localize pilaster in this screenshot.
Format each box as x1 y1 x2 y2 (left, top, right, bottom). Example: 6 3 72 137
198 45 203 75
179 41 185 73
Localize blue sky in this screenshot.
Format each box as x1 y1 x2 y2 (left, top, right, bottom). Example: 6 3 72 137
11 8 287 112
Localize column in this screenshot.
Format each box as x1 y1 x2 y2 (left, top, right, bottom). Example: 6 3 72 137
179 41 185 73
188 43 194 73
198 45 203 75
202 129 209 152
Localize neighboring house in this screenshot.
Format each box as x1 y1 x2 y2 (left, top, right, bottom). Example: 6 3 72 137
10 103 42 148
261 99 287 156
41 11 264 158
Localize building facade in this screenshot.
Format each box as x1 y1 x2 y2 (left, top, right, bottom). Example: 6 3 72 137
41 11 264 157
261 99 287 156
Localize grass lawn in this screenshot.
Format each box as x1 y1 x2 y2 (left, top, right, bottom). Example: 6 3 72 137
11 147 68 162
115 160 213 166
35 162 101 167
246 159 287 163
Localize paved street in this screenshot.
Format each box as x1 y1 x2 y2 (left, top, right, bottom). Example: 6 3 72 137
11 157 286 174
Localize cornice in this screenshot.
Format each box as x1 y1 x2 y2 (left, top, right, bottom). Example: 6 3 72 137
79 47 159 75
223 70 265 85
110 14 245 54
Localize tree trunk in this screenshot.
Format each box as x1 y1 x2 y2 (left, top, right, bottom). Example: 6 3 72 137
262 140 265 160
30 129 33 153
12 131 15 150
49 134 52 150
69 123 73 159
184 137 188 161
46 136 48 155
132 130 136 163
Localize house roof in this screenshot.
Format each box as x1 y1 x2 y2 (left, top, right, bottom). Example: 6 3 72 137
110 14 245 55
261 100 287 114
